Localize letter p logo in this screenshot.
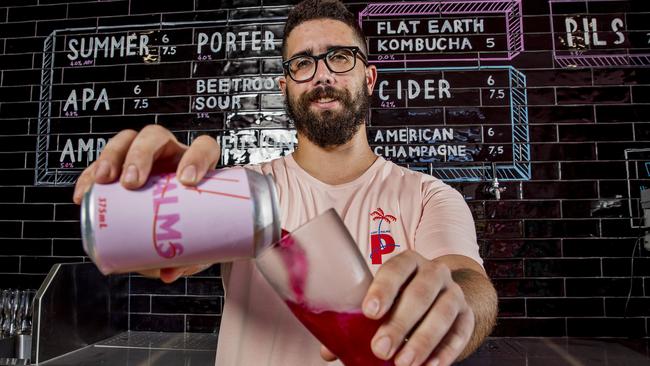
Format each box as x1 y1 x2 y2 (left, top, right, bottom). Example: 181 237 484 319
370 233 397 265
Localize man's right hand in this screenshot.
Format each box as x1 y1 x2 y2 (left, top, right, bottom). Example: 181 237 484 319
72 125 222 283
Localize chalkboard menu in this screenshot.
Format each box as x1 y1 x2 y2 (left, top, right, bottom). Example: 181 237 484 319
35 0 648 185
37 15 291 185
2 0 649 338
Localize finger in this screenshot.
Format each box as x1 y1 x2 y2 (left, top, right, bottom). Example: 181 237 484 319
138 269 161 279
73 161 98 205
159 267 186 283
426 304 474 366
319 345 337 361
121 125 186 189
94 129 139 183
394 283 467 366
363 251 422 319
371 264 448 361
176 134 221 186
159 264 211 283
72 130 139 204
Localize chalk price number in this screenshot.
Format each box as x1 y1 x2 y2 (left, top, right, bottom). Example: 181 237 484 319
133 99 149 109
488 145 504 155
486 75 505 100
132 85 149 109
161 34 177 55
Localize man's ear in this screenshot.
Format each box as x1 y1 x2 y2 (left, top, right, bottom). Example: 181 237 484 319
365 64 378 96
279 76 287 96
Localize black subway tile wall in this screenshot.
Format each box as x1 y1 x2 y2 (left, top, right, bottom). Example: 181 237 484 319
0 0 649 338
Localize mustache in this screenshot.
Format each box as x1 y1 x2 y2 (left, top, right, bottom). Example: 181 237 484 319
304 86 348 102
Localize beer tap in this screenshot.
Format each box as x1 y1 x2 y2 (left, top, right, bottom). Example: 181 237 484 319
487 162 506 200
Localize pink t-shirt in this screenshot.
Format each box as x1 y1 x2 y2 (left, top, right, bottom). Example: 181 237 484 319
216 154 482 366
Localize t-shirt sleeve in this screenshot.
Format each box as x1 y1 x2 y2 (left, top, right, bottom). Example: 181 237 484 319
414 179 483 267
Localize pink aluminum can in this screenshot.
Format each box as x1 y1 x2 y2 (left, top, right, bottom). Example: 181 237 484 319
81 167 281 275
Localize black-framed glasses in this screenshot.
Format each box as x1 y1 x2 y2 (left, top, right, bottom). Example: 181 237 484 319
282 46 369 82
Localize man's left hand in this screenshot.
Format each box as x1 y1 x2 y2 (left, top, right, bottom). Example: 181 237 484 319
320 250 475 366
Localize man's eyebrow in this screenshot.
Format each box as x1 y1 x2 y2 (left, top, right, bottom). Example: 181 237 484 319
287 44 356 59
324 44 348 51
288 47 314 59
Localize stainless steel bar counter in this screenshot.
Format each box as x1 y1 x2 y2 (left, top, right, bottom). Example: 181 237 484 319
36 331 216 366
21 264 650 366
29 334 650 366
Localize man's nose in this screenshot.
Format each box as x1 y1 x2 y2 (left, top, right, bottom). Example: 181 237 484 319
312 58 334 85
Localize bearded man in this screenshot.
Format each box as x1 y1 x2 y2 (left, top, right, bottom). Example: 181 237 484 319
74 1 498 365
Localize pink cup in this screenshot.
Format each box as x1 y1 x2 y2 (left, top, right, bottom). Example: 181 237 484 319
255 208 394 365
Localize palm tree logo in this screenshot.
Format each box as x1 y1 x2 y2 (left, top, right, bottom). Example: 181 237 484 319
370 208 399 263
370 208 396 235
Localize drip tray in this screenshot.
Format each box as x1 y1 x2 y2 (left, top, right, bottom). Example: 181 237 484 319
96 331 217 351
37 332 216 366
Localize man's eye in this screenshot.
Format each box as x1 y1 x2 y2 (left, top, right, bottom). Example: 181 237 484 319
329 51 352 62
293 58 313 70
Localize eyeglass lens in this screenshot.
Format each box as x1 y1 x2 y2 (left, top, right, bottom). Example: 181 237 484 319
288 48 358 81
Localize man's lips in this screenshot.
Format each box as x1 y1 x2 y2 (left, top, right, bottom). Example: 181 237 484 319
310 98 340 109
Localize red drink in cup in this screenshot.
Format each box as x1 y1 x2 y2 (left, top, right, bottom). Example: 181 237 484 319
257 209 394 366
285 302 392 366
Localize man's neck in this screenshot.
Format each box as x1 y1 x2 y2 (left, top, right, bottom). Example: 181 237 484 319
292 126 378 186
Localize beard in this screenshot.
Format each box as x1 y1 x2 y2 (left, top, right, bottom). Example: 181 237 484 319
285 82 370 148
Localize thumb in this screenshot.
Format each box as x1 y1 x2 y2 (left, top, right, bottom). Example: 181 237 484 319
320 345 337 361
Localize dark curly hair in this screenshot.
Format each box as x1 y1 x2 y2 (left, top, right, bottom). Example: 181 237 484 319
282 0 368 59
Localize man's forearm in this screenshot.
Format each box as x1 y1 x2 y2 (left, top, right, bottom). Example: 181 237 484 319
451 268 498 360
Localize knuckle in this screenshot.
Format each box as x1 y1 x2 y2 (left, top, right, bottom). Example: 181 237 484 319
461 304 475 321
95 149 115 163
193 134 217 145
73 180 87 194
140 124 161 132
451 329 471 350
403 249 417 259
382 260 402 276
193 136 220 156
386 318 410 338
117 128 138 138
78 172 92 185
105 130 134 147
433 263 451 278
387 255 416 276
409 281 432 302
141 124 172 138
420 264 440 279
376 258 400 277
405 335 431 356
125 146 147 160
139 124 159 134
439 300 458 320
379 281 401 300
449 283 465 301
81 165 97 179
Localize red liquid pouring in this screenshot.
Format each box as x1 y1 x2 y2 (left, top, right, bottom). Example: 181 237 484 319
276 229 394 366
